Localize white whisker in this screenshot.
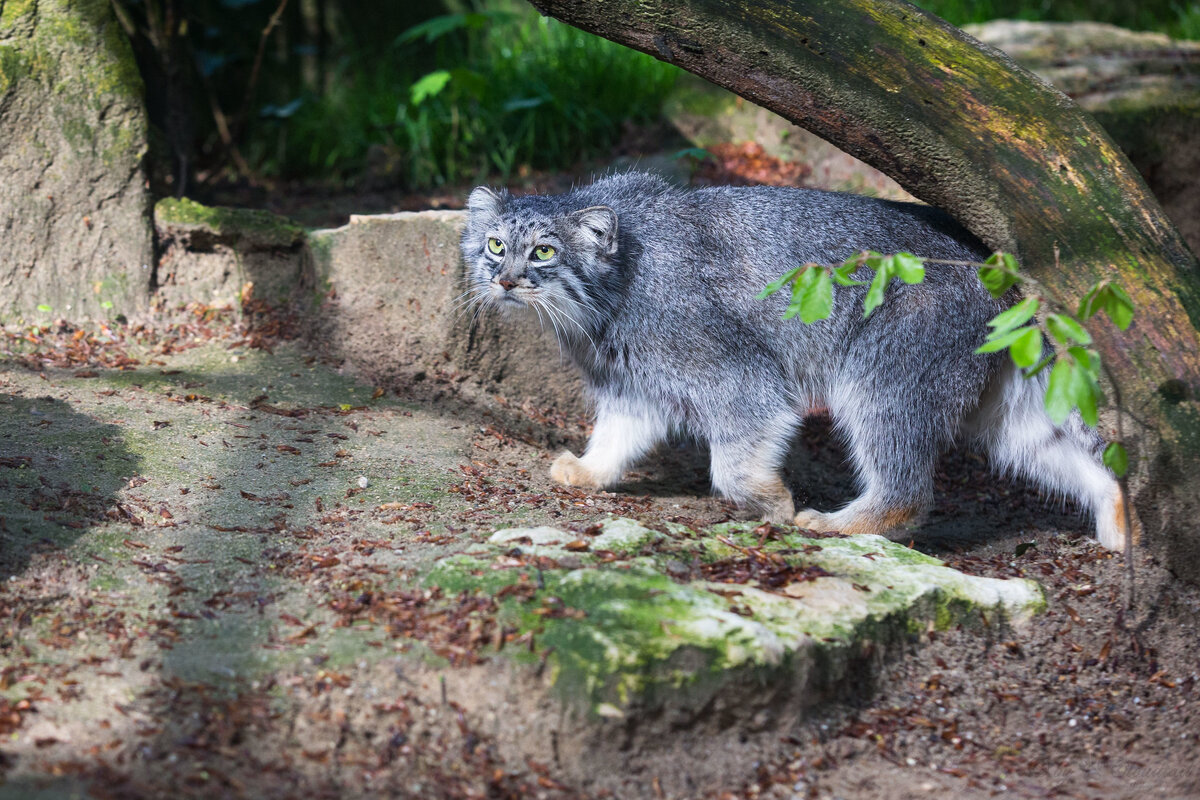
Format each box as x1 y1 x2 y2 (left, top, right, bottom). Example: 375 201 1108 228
539 290 599 361
529 297 566 362
450 285 489 321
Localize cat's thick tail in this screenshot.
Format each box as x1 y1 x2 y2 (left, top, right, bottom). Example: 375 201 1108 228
968 361 1140 551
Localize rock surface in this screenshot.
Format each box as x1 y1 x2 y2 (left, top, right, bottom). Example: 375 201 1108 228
664 76 916 201
435 519 1044 717
968 20 1200 256
153 197 309 309
0 0 153 321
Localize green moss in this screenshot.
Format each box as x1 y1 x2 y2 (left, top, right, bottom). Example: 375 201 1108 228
0 0 37 27
89 573 126 591
155 197 306 247
0 44 29 93
60 116 94 153
425 518 1045 714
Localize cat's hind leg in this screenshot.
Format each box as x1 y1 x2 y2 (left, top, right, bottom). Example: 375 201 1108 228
794 384 938 535
708 411 800 524
968 363 1140 551
550 398 667 490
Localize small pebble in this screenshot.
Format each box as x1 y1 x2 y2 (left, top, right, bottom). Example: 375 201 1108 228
358 476 369 489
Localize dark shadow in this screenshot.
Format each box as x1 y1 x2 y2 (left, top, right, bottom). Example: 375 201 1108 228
0 392 141 580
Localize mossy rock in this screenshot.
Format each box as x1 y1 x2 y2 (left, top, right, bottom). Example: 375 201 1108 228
152 198 310 308
155 197 306 249
428 518 1045 717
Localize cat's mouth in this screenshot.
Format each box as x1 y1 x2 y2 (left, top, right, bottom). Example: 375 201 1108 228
490 281 532 307
491 286 528 306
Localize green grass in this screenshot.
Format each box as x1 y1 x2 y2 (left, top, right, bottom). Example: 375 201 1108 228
911 0 1200 40
250 5 679 188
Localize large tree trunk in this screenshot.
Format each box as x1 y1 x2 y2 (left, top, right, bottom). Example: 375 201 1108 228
529 0 1200 582
0 0 153 321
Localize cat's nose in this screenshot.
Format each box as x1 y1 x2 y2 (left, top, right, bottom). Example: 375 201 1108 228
498 278 517 291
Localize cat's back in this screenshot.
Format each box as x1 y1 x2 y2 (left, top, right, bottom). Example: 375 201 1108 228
572 173 986 267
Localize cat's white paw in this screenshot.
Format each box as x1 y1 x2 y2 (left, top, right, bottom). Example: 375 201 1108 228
794 505 920 535
793 508 839 532
1096 487 1142 552
550 451 604 488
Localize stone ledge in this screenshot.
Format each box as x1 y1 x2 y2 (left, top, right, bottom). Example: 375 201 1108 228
430 518 1045 717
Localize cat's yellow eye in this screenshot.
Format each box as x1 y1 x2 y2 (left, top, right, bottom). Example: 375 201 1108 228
532 244 557 261
487 237 505 256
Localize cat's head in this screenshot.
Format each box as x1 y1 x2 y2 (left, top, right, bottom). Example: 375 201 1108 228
460 185 618 335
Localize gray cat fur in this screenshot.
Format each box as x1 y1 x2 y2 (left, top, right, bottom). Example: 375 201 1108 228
460 172 1133 549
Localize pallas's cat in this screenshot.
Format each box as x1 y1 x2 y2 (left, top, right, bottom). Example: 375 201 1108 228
460 172 1135 550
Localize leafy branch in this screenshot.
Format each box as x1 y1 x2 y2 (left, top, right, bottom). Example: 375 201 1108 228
759 250 1135 477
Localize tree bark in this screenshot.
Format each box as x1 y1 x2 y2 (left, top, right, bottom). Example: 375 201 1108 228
528 0 1200 582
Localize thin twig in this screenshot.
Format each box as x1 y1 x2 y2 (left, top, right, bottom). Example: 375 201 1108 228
191 47 259 185
232 0 291 144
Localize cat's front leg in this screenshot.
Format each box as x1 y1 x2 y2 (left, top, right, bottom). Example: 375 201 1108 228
550 400 666 490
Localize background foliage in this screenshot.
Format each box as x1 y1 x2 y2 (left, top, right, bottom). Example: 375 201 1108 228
112 0 1200 196
911 0 1200 39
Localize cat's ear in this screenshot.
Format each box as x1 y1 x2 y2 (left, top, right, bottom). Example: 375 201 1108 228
570 206 618 257
467 186 503 218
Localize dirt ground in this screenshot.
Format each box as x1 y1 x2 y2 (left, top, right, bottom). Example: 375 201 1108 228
1 300 1197 800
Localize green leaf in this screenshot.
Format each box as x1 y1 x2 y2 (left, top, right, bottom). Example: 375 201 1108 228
986 297 1039 336
410 70 452 105
1074 365 1100 426
36 304 51 313
862 256 895 318
1105 284 1134 330
671 147 716 162
1077 283 1103 319
1045 313 1092 346
759 266 803 299
1078 282 1134 330
832 262 867 287
797 267 833 323
976 325 1032 354
1068 346 1099 373
893 252 926 284
1050 351 1101 427
1103 442 1128 477
977 266 1018 297
1025 354 1054 378
977 252 1020 297
1044 359 1075 425
783 266 834 323
1009 327 1044 368
396 11 512 44
988 251 1020 273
